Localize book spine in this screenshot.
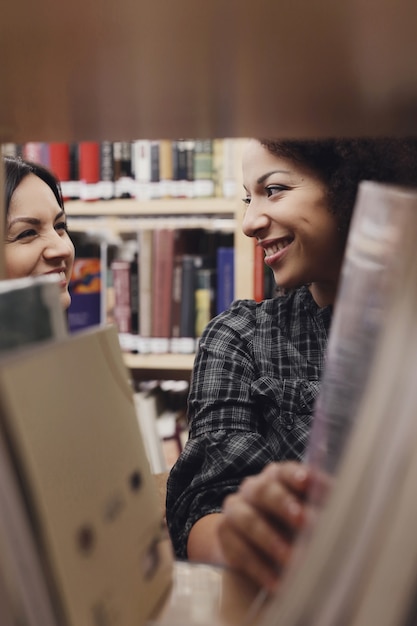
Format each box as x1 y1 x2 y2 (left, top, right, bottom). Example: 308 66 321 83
150 140 161 199
68 143 80 199
132 140 151 200
111 260 132 340
253 240 265 302
49 143 71 200
193 139 214 198
179 255 201 353
158 139 173 198
113 141 133 198
79 142 100 201
67 257 101 332
216 246 234 315
195 267 215 338
138 229 153 353
151 229 175 352
99 141 115 200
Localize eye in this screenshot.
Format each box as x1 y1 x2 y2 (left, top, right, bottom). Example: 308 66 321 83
15 229 37 241
55 221 69 234
265 184 289 198
242 196 251 206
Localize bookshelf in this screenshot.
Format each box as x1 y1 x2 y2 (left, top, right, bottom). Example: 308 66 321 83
63 139 253 379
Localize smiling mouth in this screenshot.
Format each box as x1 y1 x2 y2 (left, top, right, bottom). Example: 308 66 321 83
263 237 294 258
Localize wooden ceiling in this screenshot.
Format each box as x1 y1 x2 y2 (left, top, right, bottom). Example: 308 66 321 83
1 0 417 142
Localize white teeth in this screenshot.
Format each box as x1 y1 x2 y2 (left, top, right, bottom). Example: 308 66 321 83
264 240 290 256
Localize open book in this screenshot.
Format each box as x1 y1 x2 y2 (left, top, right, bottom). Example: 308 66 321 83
259 181 417 625
0 324 173 626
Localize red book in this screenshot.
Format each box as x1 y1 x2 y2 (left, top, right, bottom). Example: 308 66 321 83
151 229 175 352
79 142 100 201
49 143 70 199
253 240 265 302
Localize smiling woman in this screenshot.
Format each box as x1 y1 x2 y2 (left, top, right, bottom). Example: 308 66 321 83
3 157 75 310
166 136 417 591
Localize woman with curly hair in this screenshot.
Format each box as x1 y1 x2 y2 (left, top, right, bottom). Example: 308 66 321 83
166 137 417 590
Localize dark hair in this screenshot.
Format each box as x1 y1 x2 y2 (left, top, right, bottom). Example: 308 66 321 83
261 138 417 238
3 156 65 219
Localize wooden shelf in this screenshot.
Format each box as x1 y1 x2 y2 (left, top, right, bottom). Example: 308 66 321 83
66 197 237 216
123 352 195 382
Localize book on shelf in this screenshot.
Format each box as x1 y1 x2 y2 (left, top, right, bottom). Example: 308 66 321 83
216 246 234 315
22 142 50 167
67 244 102 333
113 141 133 198
98 140 115 200
193 139 214 197
151 229 176 353
0 324 173 626
78 141 100 202
158 139 174 198
258 181 417 626
178 254 203 354
137 229 153 353
194 265 216 338
49 142 71 200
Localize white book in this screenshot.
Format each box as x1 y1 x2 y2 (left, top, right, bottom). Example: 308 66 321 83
259 182 417 626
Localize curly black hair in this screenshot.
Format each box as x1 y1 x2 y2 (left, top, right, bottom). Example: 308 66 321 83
261 138 417 238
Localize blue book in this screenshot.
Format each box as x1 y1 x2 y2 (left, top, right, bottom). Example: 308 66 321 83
216 247 234 315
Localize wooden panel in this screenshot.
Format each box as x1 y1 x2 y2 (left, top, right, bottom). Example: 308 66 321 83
1 0 417 142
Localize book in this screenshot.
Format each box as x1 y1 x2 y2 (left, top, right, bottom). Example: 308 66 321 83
216 246 234 315
111 259 133 349
49 142 71 200
0 275 68 351
168 231 188 352
113 141 133 198
151 229 175 353
0 325 173 626
178 254 203 353
78 141 100 201
253 240 265 302
158 139 173 198
68 255 101 333
194 266 215 338
134 390 167 475
137 229 153 353
98 140 115 200
258 181 417 626
132 139 151 200
193 139 214 197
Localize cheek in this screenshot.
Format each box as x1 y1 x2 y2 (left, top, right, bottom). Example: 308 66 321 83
4 249 26 278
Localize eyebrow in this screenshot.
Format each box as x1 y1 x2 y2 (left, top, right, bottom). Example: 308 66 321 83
257 170 290 185
8 209 65 228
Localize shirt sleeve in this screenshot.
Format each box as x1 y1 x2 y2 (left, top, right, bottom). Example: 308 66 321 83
166 301 276 558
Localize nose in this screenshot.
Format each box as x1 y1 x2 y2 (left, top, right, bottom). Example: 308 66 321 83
43 229 74 261
242 199 270 239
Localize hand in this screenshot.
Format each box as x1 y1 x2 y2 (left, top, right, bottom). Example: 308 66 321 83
217 461 313 591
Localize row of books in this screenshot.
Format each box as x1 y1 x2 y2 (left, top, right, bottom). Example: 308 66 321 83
67 228 235 354
2 138 239 202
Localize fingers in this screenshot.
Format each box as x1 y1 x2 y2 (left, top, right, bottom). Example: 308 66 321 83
217 462 315 590
239 462 312 533
219 492 291 591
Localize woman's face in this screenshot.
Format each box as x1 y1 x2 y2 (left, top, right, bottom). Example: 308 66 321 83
5 173 75 310
242 139 346 307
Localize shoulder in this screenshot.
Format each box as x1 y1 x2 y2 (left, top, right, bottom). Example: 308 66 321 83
197 288 307 346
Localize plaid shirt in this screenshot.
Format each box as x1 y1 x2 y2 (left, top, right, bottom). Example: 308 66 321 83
166 285 332 558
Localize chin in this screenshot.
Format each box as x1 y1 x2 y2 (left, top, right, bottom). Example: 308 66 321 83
61 292 71 311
